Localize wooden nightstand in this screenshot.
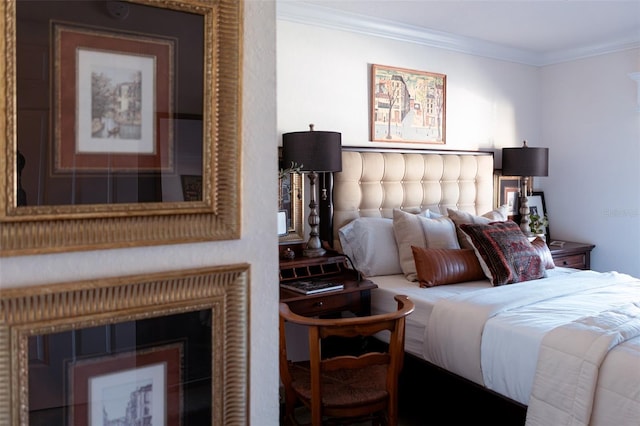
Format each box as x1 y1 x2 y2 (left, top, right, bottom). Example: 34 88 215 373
549 241 595 270
279 249 377 317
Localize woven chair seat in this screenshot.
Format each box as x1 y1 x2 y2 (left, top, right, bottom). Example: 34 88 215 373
290 361 388 408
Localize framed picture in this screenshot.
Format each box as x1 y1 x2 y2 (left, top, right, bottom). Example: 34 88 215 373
371 64 446 144
278 147 305 243
54 25 174 172
528 191 550 239
70 344 182 426
1 0 242 255
0 264 249 425
494 170 522 219
278 173 304 243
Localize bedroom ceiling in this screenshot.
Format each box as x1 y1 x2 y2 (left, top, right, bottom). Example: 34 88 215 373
278 0 640 65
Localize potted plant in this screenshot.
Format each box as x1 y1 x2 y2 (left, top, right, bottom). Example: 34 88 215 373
279 161 302 181
529 212 549 239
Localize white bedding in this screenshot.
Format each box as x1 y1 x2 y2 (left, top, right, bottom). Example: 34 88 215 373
370 269 640 414
525 302 640 426
369 274 491 357
370 267 576 369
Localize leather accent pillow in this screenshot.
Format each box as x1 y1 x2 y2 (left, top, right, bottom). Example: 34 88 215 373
447 206 508 249
460 221 545 286
532 237 555 270
412 246 485 288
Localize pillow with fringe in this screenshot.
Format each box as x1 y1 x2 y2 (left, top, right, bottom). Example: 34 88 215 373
460 221 545 286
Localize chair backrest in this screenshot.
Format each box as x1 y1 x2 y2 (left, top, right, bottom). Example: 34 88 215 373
279 295 414 425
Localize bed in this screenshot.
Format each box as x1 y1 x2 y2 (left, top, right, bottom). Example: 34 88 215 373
323 147 640 426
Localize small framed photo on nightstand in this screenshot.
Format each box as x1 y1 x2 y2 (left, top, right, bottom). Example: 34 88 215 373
529 191 550 240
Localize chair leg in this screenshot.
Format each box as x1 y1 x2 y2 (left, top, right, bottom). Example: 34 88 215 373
373 411 389 426
283 392 299 426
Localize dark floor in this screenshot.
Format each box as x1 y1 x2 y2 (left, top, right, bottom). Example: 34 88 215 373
282 351 527 426
396 354 526 425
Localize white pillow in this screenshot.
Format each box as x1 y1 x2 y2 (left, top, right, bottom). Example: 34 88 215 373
338 218 402 277
418 215 460 249
393 209 459 281
447 206 509 249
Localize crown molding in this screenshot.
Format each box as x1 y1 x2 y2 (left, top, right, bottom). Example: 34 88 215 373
277 2 640 67
539 34 640 66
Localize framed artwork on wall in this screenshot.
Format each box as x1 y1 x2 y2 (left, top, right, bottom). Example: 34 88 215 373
494 170 521 220
54 25 174 172
70 344 182 426
0 264 250 425
1 0 243 256
371 64 446 144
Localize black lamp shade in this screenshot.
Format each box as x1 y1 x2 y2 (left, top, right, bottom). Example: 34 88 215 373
502 146 549 177
282 130 342 173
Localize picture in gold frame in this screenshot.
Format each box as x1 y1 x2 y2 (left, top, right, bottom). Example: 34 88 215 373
0 264 249 425
0 0 243 256
54 24 175 172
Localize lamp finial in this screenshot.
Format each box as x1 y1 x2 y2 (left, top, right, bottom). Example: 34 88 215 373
308 124 315 131
522 140 528 148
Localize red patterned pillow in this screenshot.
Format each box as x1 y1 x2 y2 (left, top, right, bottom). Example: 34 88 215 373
459 221 545 286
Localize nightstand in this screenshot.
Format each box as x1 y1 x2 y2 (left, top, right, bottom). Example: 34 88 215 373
279 249 377 317
549 241 595 270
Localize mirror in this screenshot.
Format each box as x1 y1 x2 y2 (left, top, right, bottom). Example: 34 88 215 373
0 0 242 256
278 172 304 243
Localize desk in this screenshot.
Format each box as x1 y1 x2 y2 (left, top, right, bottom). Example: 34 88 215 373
279 251 377 317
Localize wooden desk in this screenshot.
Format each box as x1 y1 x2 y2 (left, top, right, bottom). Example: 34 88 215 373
279 251 377 317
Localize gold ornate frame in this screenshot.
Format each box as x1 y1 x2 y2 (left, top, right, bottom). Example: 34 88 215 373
0 0 243 256
0 264 249 425
278 172 304 243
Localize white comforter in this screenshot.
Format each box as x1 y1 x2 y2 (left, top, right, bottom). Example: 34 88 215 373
423 270 640 423
526 302 640 426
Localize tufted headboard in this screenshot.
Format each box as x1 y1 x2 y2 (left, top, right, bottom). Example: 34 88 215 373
327 147 494 248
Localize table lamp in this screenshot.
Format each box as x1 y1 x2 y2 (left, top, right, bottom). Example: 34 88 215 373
502 140 549 235
282 124 342 257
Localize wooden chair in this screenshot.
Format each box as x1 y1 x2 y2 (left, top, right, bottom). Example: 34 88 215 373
279 295 414 426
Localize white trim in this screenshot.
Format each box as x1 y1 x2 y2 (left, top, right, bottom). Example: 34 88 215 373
277 2 640 67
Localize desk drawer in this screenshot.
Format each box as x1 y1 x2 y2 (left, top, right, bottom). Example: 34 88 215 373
287 292 361 317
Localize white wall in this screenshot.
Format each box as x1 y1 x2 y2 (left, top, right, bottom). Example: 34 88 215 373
277 20 541 162
540 48 640 276
278 21 640 277
0 1 280 424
